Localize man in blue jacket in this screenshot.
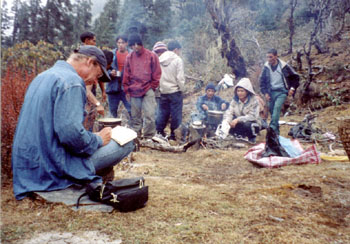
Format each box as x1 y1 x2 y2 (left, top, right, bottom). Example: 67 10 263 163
259 48 300 134
196 83 228 122
12 45 134 200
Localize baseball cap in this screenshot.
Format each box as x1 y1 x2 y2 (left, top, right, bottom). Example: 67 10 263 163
76 45 111 81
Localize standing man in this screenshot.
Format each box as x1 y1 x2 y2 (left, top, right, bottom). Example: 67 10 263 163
123 33 162 139
259 48 300 134
152 42 168 121
12 46 134 200
155 40 185 140
106 35 131 118
80 31 96 45
80 31 106 130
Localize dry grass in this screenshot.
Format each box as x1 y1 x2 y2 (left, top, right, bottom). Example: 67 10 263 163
2 106 350 244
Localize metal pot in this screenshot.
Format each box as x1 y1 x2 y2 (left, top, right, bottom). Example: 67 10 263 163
97 118 122 128
207 110 224 125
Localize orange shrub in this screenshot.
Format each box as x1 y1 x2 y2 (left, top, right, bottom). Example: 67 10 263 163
1 41 62 180
1 65 35 179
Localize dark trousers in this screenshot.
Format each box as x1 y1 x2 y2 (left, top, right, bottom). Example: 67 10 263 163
229 121 260 139
156 91 183 136
107 91 131 118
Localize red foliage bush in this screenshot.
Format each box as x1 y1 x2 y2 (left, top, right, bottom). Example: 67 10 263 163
1 64 36 180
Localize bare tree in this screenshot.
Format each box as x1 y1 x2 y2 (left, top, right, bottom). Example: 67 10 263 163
287 0 298 54
324 0 350 42
303 0 331 92
204 0 247 79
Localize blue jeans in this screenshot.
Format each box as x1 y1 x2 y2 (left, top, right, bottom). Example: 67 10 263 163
156 92 183 136
88 140 134 172
269 90 288 135
107 91 131 118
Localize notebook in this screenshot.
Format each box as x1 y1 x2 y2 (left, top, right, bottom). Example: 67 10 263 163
111 126 137 146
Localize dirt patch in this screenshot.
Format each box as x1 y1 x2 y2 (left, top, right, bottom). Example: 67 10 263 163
20 231 122 244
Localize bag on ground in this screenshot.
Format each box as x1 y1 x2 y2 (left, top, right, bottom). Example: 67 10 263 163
77 177 148 212
262 127 290 158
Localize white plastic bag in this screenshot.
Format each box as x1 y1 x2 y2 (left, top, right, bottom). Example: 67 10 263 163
215 121 230 139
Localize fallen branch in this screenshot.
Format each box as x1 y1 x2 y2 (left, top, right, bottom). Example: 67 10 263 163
185 75 203 82
139 139 199 153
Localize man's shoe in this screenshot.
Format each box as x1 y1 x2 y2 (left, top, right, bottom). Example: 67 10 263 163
168 135 176 141
248 137 257 144
152 133 168 144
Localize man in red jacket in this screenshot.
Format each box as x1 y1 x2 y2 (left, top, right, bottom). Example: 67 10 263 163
123 34 162 139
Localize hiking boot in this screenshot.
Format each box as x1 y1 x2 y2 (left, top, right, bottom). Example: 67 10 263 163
168 134 176 141
248 137 257 145
156 131 167 137
152 133 168 144
235 135 248 142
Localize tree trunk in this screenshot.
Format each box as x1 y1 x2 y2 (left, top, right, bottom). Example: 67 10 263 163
288 0 297 54
205 0 247 79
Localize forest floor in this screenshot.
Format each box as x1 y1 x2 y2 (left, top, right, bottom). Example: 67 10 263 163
1 104 350 244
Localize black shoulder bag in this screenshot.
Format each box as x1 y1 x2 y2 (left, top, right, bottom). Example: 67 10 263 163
77 177 148 212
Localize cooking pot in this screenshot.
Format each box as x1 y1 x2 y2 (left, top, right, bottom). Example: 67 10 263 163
97 118 122 128
207 110 224 125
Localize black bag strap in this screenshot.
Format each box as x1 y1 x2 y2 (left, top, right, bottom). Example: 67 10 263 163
76 192 88 209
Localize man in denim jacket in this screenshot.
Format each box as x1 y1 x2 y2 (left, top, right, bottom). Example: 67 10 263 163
12 46 134 200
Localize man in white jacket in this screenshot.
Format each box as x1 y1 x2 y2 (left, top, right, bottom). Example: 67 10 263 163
155 40 185 140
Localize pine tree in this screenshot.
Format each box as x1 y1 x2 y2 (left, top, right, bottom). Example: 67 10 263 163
28 0 43 44
1 0 12 46
93 0 120 47
17 1 31 43
73 0 93 44
146 0 172 45
117 0 148 36
39 0 74 44
11 0 20 44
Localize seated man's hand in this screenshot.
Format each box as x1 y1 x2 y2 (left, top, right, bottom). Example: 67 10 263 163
202 104 209 111
221 103 227 110
96 105 104 116
229 118 239 128
288 89 295 97
96 127 112 146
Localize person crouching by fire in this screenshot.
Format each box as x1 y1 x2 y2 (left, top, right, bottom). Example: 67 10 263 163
222 78 262 144
193 83 229 137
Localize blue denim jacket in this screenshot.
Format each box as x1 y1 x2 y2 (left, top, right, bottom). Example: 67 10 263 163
196 94 228 120
12 61 103 200
106 48 131 94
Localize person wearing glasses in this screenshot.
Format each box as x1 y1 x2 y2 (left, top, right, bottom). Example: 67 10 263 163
12 46 134 200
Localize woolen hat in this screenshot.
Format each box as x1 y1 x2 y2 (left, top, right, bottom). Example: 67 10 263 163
128 33 143 46
152 41 168 53
76 45 111 81
206 83 216 91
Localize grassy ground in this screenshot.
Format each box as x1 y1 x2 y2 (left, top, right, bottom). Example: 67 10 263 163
1 106 350 244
